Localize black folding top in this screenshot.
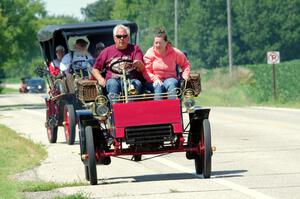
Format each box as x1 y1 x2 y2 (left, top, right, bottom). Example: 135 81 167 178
37 20 138 42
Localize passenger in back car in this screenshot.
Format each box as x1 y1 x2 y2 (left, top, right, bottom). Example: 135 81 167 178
60 36 93 79
49 45 65 77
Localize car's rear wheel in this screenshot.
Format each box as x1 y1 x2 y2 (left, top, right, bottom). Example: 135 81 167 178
46 100 58 143
84 165 90 181
195 119 212 178
64 104 76 145
47 126 58 143
132 155 142 161
86 126 97 185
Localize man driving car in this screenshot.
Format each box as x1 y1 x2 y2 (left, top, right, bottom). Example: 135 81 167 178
92 24 145 100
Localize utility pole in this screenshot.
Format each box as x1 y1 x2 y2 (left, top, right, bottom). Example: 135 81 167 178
227 0 233 76
174 0 178 47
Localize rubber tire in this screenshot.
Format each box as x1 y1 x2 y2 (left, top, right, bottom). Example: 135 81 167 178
195 119 212 178
84 165 90 181
47 126 58 143
132 155 142 161
64 104 76 145
86 126 97 185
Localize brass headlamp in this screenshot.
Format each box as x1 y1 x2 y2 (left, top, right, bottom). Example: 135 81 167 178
183 89 195 112
93 95 109 118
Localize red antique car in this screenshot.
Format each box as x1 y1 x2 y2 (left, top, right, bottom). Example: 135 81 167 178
76 58 212 185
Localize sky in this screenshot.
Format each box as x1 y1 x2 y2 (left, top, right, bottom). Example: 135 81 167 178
43 0 97 19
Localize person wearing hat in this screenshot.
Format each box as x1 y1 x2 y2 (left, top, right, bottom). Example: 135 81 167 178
60 36 93 78
48 45 65 76
92 24 145 100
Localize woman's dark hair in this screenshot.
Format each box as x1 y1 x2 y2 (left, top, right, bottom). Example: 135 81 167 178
155 28 168 42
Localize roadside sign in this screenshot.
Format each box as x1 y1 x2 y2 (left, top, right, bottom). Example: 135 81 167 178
267 51 279 100
267 51 280 64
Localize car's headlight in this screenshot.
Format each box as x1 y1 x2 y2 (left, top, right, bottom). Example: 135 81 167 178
183 89 195 110
27 86 30 89
94 95 109 117
38 85 42 89
96 105 109 117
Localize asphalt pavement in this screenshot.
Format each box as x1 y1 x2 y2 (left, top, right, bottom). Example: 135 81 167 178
0 94 300 199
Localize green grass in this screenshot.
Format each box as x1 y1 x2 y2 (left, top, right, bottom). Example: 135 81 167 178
196 65 300 108
0 87 19 94
0 124 46 198
21 181 87 192
54 193 90 199
196 67 254 107
1 77 22 84
0 124 88 198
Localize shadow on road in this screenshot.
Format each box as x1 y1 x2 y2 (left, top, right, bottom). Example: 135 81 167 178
97 169 247 185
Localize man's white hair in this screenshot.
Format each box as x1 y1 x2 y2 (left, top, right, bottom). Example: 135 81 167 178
113 24 130 37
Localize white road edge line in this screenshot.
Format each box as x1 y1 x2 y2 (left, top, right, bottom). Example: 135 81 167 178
152 156 275 199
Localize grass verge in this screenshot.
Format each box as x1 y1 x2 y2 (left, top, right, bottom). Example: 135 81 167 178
0 124 46 198
195 67 300 108
0 87 19 94
0 124 88 199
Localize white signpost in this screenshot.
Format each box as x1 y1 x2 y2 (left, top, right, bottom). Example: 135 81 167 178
267 51 280 64
267 51 280 100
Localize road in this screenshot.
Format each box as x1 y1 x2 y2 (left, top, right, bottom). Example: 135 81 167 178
0 93 300 199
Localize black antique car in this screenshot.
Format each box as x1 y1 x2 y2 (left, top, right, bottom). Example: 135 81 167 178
36 20 138 145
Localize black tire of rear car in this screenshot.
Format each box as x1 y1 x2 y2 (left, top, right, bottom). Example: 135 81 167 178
47 126 58 143
195 119 212 178
64 104 76 145
86 126 97 185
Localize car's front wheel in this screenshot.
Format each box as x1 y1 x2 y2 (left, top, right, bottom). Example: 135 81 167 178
47 126 58 143
86 126 97 185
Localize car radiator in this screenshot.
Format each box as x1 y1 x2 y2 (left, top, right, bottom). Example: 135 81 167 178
125 124 174 144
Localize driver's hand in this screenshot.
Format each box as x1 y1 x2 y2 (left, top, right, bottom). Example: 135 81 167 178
97 77 106 87
133 60 144 71
153 79 163 87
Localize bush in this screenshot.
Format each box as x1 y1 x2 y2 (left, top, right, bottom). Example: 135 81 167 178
244 60 300 103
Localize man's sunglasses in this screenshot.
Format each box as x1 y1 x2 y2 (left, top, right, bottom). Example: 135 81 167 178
115 34 128 39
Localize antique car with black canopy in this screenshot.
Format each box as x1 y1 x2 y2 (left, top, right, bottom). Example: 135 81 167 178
36 20 138 145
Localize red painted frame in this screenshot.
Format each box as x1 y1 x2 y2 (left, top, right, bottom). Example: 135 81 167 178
112 99 183 138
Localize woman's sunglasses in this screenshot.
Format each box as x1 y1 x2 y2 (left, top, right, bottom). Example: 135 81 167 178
115 34 128 39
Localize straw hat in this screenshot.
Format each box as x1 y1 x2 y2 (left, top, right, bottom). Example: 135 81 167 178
67 36 90 51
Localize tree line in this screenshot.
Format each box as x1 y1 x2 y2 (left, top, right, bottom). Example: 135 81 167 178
1 0 300 79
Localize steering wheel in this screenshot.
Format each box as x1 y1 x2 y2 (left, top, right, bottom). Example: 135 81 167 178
109 59 133 75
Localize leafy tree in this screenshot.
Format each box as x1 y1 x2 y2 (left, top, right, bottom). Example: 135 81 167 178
0 0 46 78
82 0 300 69
111 0 177 52
180 0 227 68
81 0 116 21
233 0 300 65
0 0 80 79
